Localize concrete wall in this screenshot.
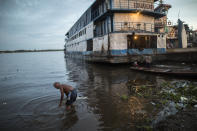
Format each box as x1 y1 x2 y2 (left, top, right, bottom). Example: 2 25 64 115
157 34 166 48
93 35 109 52
182 24 188 48
110 33 127 50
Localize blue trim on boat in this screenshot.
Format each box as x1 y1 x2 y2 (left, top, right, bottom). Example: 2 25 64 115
83 51 93 55
66 48 166 56
157 48 166 54
110 49 127 55
128 49 153 55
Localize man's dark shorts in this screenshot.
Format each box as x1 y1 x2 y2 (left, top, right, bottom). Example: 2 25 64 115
66 89 77 106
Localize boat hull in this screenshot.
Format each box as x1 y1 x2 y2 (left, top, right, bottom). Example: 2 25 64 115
130 66 197 78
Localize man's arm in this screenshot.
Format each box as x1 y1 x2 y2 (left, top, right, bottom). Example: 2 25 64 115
59 87 64 107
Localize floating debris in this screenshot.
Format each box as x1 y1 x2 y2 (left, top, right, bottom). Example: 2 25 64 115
77 96 88 100
180 97 188 103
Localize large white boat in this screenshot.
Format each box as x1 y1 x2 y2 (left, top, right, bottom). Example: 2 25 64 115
64 0 171 63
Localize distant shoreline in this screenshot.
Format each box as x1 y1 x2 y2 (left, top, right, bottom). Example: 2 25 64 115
0 49 64 54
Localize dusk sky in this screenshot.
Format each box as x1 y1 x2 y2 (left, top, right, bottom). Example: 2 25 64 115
0 0 196 50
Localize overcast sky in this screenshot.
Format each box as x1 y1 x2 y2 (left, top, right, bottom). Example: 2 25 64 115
0 0 196 50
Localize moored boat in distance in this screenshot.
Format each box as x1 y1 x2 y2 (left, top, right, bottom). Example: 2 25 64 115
64 0 171 63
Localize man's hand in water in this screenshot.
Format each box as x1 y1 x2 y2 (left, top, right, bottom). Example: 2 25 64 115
58 87 64 107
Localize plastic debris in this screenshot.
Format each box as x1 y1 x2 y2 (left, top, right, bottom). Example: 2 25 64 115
151 102 156 106
152 102 178 125
180 97 188 103
77 96 88 100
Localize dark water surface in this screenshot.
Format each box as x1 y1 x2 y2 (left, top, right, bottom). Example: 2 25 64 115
0 52 196 131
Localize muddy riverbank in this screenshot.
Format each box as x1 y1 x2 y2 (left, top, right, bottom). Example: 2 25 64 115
156 108 197 131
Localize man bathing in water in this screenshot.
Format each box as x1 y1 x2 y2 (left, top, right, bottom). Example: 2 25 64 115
53 82 77 109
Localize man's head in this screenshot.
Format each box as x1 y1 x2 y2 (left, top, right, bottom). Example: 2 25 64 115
53 82 61 89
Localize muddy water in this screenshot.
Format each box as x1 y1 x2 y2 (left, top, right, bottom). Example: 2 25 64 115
0 52 196 131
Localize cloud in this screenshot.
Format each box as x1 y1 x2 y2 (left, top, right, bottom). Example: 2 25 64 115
0 0 92 50
0 0 196 50
165 0 197 29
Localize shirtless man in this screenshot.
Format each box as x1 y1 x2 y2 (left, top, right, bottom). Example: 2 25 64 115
53 82 77 109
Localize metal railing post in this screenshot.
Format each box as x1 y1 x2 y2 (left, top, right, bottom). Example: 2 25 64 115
128 0 129 9
113 22 155 33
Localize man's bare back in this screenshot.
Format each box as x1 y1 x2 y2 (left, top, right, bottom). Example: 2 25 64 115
61 84 74 94
53 82 77 109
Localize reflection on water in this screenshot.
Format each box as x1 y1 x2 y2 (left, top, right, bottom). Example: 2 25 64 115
0 52 196 131
65 58 163 130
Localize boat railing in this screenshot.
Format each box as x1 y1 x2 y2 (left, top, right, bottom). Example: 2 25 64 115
111 0 154 11
113 22 155 33
155 21 165 28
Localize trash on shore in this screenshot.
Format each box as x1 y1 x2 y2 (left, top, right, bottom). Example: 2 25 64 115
152 101 178 125
126 80 197 128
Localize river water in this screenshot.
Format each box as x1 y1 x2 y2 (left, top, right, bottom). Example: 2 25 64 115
0 52 196 131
